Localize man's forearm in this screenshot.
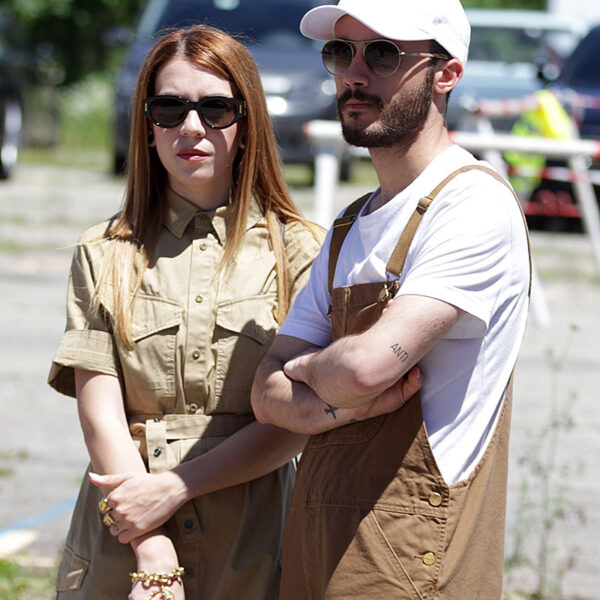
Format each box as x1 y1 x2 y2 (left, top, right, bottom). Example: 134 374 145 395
283 295 462 409
251 353 362 434
283 336 385 409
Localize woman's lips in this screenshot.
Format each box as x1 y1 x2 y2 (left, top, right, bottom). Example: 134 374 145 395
177 148 209 161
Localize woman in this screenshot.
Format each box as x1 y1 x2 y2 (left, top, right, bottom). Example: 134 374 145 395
48 25 322 599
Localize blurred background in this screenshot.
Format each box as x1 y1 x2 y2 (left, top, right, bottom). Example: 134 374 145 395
1 0 600 598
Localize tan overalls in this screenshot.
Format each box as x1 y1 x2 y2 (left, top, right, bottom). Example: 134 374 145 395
280 166 531 599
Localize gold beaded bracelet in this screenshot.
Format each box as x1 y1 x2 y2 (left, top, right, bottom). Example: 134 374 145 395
129 567 184 600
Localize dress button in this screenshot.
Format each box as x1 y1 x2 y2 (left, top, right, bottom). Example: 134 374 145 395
188 403 198 414
153 448 162 457
184 519 194 529
195 294 204 303
429 492 443 507
199 242 207 251
422 552 436 566
192 350 200 360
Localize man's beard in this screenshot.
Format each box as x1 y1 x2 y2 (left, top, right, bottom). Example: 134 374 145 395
338 68 435 148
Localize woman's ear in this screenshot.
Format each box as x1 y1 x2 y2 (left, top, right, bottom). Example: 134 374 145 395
434 58 463 96
147 130 156 147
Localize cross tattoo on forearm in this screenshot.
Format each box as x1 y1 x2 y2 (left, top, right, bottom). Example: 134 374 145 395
324 404 338 419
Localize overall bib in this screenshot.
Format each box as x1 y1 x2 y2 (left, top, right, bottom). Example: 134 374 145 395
280 166 530 599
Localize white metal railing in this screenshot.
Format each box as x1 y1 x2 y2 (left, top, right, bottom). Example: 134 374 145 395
304 117 600 329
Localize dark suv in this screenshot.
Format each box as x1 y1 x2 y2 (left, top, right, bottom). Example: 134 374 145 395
113 0 348 176
0 13 25 179
553 24 600 139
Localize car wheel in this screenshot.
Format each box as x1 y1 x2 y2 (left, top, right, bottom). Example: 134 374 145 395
113 151 127 176
0 97 23 180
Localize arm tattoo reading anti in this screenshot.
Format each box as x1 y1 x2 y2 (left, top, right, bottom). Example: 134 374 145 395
390 343 409 362
324 404 338 420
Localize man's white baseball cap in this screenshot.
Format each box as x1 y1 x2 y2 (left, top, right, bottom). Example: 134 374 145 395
300 0 471 65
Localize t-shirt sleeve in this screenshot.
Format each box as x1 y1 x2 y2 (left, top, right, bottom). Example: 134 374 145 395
279 225 333 347
396 176 523 339
48 241 120 397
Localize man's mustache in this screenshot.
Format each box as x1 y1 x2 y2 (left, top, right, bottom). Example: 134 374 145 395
338 88 384 109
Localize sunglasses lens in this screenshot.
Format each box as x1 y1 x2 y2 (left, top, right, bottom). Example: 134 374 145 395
364 40 400 76
199 98 237 128
322 40 353 75
148 97 187 127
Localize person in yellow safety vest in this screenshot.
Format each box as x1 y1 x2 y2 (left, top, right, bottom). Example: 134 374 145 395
504 89 576 195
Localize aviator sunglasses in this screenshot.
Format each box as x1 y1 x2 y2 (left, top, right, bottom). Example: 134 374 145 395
321 39 450 78
143 95 247 129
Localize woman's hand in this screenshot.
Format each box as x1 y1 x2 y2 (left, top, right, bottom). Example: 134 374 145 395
90 471 188 543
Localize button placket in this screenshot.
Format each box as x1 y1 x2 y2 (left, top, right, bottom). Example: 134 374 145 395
184 215 221 405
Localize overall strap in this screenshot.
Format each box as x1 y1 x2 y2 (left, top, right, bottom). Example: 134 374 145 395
328 192 373 294
386 164 518 279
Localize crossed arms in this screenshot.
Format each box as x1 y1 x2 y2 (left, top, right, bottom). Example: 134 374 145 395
251 293 462 434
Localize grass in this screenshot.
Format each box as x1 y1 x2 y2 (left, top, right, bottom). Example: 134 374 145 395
0 558 56 600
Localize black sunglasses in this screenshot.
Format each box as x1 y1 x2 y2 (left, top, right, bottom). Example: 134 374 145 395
143 95 247 129
321 39 450 78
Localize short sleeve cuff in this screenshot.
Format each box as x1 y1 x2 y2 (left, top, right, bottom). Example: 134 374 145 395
395 285 489 339
48 329 120 397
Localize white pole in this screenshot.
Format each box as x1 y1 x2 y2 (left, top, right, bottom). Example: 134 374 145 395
568 155 600 272
313 149 341 227
305 120 347 227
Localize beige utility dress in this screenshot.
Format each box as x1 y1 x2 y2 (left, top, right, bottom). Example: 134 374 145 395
48 187 321 599
280 167 531 599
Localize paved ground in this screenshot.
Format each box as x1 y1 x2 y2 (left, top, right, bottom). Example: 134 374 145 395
0 164 598 597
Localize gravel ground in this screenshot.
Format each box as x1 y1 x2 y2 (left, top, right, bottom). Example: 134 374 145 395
0 164 598 598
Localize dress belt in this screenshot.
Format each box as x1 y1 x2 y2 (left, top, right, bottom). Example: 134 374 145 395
128 413 256 473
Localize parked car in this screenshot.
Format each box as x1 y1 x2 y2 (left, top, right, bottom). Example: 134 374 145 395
0 13 25 179
113 0 357 178
448 9 587 133
552 24 600 139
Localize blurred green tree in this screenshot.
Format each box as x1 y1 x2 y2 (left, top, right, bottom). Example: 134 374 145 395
3 0 547 85
3 0 145 85
465 0 545 8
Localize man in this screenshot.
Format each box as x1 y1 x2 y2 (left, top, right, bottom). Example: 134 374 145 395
251 0 531 597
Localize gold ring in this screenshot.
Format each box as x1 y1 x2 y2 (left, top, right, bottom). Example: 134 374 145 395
103 512 117 528
98 497 111 515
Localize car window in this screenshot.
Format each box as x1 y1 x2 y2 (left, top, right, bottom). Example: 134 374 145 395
138 0 331 48
469 26 572 64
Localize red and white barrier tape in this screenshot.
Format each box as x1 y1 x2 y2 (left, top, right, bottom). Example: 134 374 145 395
506 164 600 185
470 89 600 118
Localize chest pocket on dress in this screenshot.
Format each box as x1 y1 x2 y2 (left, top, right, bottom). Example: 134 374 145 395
109 294 182 413
213 294 278 413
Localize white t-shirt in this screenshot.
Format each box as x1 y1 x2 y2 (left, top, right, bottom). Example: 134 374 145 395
280 145 530 484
